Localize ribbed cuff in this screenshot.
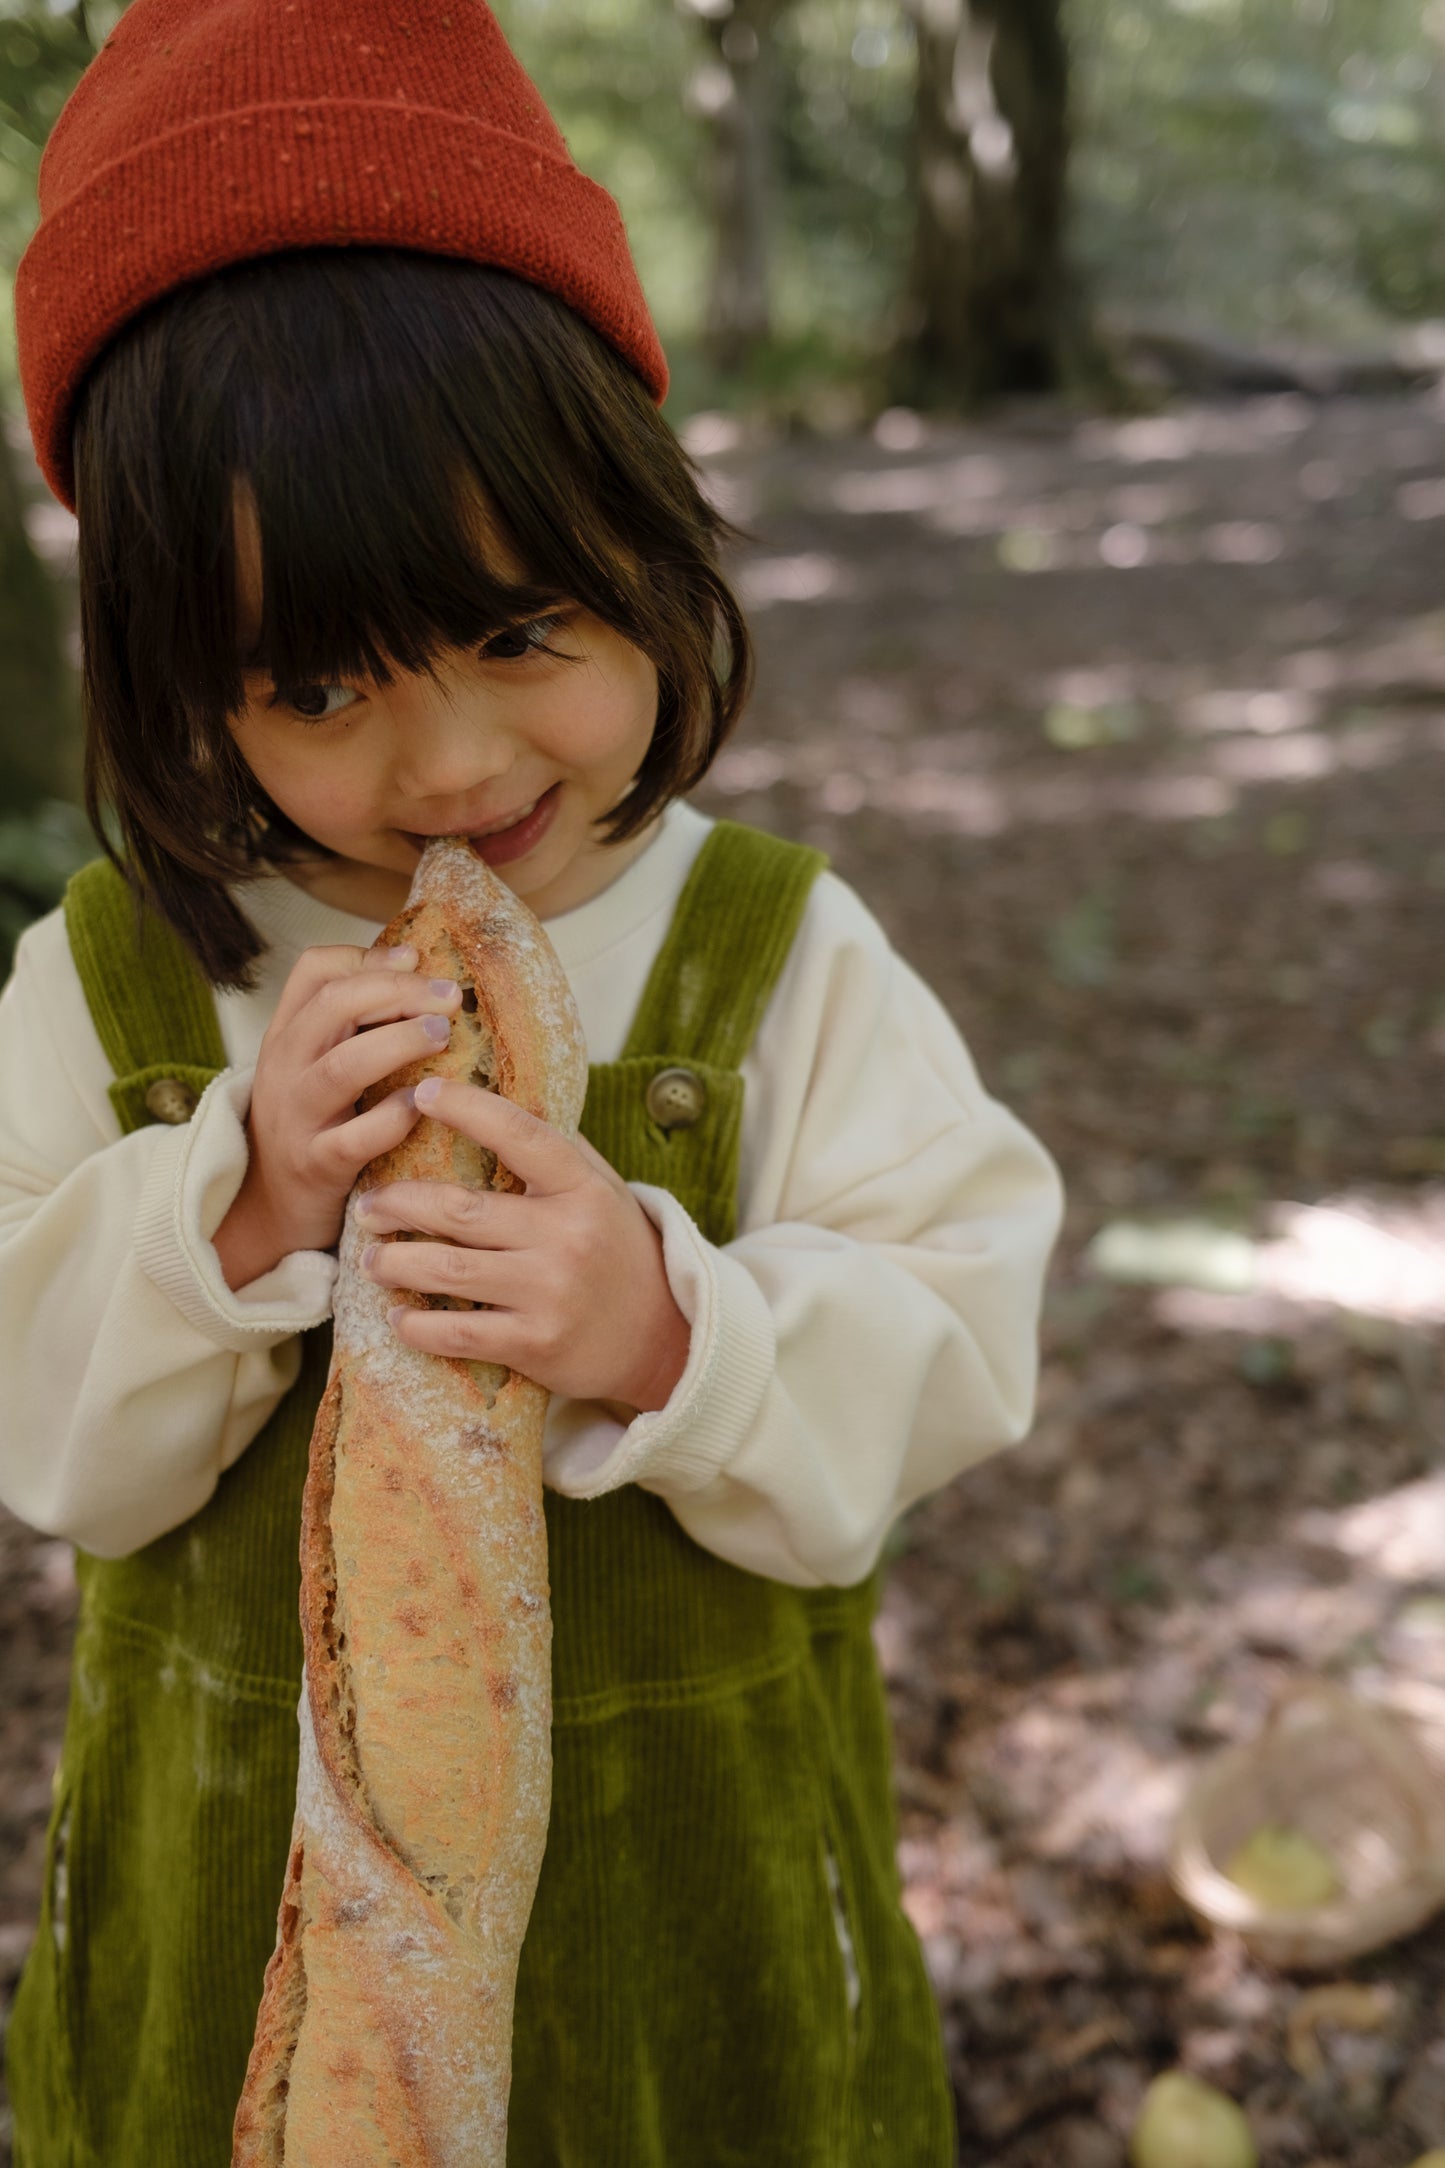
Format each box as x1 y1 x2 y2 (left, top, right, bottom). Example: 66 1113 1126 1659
134 1066 338 1349
542 1182 776 1500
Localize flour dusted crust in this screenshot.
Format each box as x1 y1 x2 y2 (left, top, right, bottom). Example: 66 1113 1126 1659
232 837 587 2166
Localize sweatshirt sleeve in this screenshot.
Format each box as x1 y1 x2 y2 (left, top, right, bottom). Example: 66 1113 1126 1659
541 872 1064 1587
0 909 336 1558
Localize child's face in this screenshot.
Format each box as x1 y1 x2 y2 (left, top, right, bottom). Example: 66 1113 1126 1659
227 487 661 922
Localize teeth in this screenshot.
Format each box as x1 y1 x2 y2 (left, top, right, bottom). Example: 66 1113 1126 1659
475 798 537 837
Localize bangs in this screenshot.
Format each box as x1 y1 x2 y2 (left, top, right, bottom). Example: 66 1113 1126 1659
173 250 655 719
231 474 570 708
230 463 563 693
70 247 752 990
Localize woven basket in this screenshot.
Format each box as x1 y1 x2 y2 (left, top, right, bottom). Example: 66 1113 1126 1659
1169 1679 1445 1970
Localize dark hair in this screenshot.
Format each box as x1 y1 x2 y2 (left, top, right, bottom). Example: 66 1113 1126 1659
71 248 752 990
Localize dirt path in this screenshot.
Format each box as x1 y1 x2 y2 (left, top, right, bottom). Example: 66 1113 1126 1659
4 391 1445 2163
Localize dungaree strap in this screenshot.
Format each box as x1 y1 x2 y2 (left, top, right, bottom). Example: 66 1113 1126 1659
64 858 227 1135
621 819 828 1066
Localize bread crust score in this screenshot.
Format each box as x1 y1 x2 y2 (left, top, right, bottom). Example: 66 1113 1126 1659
232 836 588 2166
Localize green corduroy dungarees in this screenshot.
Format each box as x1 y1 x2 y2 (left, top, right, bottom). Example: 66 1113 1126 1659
7 818 956 2166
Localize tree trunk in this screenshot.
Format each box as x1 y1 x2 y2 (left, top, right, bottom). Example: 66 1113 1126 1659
0 398 79 813
893 0 1077 407
685 0 785 373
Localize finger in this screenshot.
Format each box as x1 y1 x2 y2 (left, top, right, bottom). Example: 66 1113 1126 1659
387 1298 532 1371
410 1077 582 1197
325 1087 422 1176
299 965 460 1054
270 941 418 1037
355 1179 531 1247
362 1237 522 1306
301 1011 458 1128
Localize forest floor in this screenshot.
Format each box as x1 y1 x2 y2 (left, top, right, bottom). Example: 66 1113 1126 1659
3 389 1445 2164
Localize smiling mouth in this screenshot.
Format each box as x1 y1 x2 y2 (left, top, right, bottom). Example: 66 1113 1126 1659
407 784 571 867
463 796 540 838
405 786 554 845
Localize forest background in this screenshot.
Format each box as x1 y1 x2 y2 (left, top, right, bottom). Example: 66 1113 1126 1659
3 5 1445 2165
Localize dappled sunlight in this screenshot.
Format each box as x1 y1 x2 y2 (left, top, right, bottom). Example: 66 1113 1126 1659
1259 1204 1445 1320
1298 1471 1445 1586
20 497 77 571
1026 1717 1190 1867
677 410 747 459
1179 687 1320 734
1201 521 1285 565
709 693 1442 841
822 437 1302 570
976 518 1298 572
1075 397 1317 467
1090 1197 1445 1326
733 550 852 608
1098 521 1151 567
1077 412 1216 464
1207 728 1367 781
827 453 1007 517
872 408 930 454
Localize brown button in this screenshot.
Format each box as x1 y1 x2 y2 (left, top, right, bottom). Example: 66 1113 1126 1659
145 1076 199 1125
644 1067 707 1131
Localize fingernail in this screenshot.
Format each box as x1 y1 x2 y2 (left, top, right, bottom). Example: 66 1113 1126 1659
388 1304 408 1331
360 1243 379 1272
355 1191 375 1219
385 944 417 966
429 978 459 998
414 1076 443 1107
421 1014 451 1044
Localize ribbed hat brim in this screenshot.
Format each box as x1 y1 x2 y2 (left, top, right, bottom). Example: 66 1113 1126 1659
17 96 670 512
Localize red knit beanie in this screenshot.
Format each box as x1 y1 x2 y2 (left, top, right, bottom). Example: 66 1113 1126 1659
14 0 670 513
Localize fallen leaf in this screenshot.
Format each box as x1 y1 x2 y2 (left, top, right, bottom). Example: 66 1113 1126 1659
1286 1981 1395 2081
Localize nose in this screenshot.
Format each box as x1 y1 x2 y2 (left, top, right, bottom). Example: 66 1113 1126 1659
389 674 514 805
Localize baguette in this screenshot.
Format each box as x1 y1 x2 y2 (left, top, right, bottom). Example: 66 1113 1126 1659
232 835 587 2166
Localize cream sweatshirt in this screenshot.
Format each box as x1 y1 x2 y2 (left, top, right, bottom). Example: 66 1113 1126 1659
0 799 1063 1587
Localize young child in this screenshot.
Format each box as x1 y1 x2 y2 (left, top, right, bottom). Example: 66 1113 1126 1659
0 2 1063 2160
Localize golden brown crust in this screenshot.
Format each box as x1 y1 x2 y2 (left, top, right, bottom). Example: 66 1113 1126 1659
233 839 587 2167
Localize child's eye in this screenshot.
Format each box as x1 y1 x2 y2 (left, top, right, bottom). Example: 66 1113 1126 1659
264 612 568 721
479 612 566 663
270 681 357 723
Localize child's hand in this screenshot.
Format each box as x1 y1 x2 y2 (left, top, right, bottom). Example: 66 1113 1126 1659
215 942 460 1289
355 1076 692 1415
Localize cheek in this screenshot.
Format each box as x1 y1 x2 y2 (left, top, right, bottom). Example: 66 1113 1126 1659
539 650 657 766
603 649 659 756
230 722 372 827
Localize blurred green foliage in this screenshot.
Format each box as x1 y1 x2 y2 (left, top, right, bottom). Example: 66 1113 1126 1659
3 0 1444 406
0 0 116 382
1071 0 1445 339
501 0 916 412
503 0 1445 397
0 796 100 977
